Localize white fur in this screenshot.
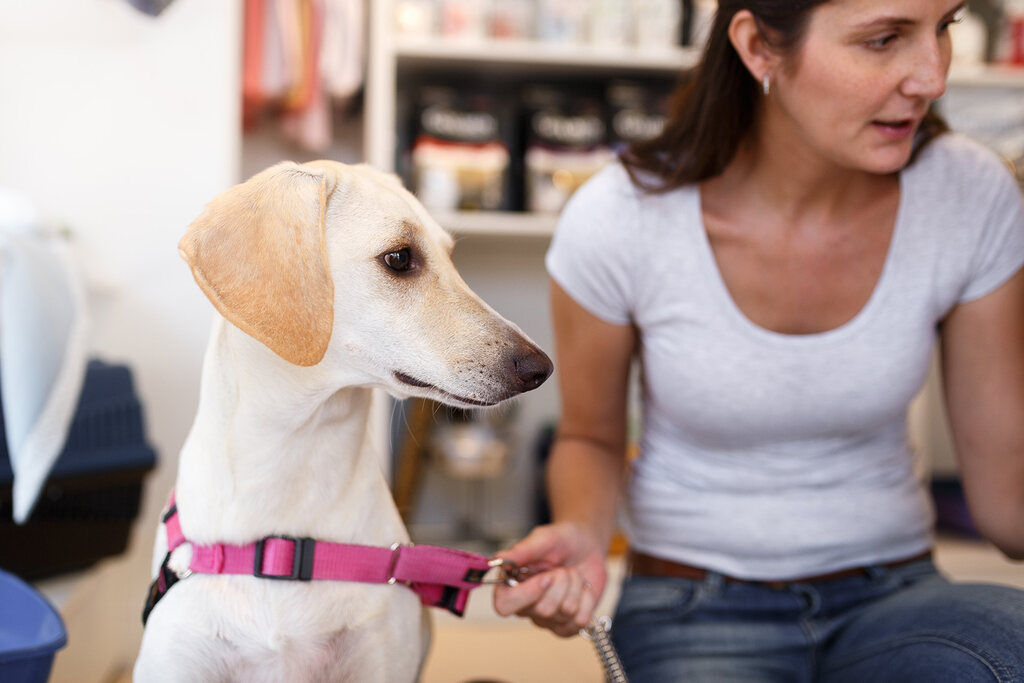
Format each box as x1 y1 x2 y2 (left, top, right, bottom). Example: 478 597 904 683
134 162 550 682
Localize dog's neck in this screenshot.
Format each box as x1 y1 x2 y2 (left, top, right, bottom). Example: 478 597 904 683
174 319 409 547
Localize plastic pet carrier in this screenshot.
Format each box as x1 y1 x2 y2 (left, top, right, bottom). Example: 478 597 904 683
0 359 157 579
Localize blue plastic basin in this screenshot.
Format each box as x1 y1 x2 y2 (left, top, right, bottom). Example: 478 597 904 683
0 568 67 683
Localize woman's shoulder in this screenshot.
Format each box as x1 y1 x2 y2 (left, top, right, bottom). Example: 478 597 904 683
903 133 1021 224
563 160 696 232
910 132 1015 187
574 159 641 201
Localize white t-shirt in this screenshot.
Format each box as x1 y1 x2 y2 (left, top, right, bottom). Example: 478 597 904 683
546 133 1024 579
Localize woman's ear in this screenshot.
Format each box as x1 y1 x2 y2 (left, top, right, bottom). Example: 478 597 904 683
728 9 779 87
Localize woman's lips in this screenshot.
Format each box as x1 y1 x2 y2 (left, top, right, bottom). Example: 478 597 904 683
873 119 916 140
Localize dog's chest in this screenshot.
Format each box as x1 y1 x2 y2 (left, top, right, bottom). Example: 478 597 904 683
174 577 428 682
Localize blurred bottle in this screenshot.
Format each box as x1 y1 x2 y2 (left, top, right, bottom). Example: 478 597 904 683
439 0 487 41
590 0 631 46
490 0 537 39
395 0 438 37
536 0 588 44
633 0 681 50
950 9 988 67
997 0 1024 65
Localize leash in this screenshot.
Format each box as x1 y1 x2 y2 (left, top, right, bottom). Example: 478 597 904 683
143 495 503 625
581 617 629 683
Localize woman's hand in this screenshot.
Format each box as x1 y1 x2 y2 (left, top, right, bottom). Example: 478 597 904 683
492 282 633 635
492 522 608 637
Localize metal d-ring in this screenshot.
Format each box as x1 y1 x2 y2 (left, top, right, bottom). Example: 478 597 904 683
387 542 410 585
483 557 531 586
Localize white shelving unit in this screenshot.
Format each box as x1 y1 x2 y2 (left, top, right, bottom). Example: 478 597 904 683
392 36 700 73
431 209 558 237
949 62 1024 87
366 2 1024 238
365 0 701 238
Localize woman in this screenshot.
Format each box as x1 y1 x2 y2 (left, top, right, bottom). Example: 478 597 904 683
494 0 1024 680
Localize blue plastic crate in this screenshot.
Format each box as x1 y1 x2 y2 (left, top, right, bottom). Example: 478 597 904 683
0 568 67 683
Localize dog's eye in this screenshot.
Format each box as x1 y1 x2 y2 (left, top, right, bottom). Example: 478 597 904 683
383 248 412 272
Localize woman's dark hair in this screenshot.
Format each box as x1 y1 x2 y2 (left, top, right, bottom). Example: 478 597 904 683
621 0 949 192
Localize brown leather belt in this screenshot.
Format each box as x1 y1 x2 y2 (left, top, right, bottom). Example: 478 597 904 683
628 549 933 590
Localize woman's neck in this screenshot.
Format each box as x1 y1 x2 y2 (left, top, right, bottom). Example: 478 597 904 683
716 120 897 228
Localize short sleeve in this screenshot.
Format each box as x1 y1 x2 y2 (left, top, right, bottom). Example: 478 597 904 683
959 157 1024 303
545 163 638 325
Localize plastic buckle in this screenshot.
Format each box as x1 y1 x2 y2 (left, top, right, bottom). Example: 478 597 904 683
253 536 315 581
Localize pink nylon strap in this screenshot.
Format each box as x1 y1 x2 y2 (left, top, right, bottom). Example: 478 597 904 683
163 498 185 553
161 495 492 616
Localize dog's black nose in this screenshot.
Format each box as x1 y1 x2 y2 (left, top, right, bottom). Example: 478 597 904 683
513 348 553 391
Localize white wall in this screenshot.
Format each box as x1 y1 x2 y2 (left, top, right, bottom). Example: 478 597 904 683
0 1 240 680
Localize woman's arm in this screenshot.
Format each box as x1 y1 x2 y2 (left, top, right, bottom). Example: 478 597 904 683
940 267 1024 559
492 280 637 635
547 279 636 551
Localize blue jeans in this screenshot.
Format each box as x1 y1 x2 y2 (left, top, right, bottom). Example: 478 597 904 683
611 558 1024 682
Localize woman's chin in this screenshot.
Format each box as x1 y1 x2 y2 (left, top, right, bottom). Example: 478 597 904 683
860 146 915 175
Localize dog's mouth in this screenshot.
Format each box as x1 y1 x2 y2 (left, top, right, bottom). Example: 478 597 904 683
393 372 499 407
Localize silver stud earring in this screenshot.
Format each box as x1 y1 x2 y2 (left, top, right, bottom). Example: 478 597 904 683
763 74 771 96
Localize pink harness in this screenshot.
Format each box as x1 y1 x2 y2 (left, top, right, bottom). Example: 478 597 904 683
142 495 496 624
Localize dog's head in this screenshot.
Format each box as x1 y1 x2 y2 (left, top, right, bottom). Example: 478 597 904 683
180 160 551 407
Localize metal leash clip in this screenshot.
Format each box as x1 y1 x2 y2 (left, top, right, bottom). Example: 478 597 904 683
483 557 533 586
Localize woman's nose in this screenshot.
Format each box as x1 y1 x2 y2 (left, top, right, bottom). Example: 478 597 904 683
902 36 950 101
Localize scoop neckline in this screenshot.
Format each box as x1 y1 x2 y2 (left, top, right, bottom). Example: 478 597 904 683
692 173 908 347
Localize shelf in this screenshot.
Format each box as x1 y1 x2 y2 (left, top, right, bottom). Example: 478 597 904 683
394 36 700 75
434 210 558 237
393 38 1024 86
948 63 1024 88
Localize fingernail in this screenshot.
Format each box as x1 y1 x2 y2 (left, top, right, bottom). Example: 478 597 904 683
539 575 552 589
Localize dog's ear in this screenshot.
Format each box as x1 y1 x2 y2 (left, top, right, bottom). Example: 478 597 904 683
179 162 336 366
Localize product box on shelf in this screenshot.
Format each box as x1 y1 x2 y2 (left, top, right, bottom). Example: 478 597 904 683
606 79 674 152
521 83 614 214
408 85 516 212
395 72 684 216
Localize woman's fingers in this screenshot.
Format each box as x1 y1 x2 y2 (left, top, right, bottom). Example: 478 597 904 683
557 570 588 618
528 568 572 619
490 524 606 637
493 524 569 570
550 572 598 637
493 572 552 617
500 567 598 637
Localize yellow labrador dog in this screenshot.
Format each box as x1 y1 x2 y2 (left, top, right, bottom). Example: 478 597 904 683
133 161 551 682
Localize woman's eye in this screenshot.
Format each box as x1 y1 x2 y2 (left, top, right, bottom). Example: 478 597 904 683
383 248 412 271
866 33 898 49
941 7 966 32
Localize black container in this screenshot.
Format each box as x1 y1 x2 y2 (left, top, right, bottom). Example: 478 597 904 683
407 84 517 212
0 360 157 579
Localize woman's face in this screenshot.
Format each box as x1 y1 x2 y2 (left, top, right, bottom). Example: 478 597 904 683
768 0 964 175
